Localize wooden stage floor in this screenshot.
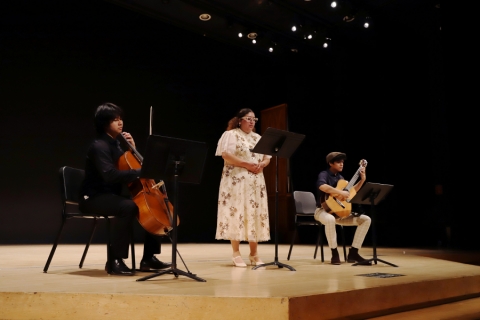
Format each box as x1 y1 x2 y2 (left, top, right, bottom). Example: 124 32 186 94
1 243 480 320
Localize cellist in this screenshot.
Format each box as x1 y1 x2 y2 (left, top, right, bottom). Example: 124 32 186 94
79 102 171 276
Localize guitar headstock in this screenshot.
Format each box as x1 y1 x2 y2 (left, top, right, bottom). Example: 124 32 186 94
359 159 368 168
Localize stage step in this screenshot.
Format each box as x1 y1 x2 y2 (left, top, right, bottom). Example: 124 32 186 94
368 296 480 320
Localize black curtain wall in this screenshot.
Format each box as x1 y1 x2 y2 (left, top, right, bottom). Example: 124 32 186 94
1 1 454 249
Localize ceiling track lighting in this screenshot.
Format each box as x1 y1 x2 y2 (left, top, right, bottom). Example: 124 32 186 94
363 17 371 28
268 41 277 52
292 24 306 34
228 9 368 57
302 28 316 40
199 13 211 21
323 37 331 48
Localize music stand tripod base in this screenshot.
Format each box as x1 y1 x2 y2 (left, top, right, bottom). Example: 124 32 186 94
136 231 205 282
137 267 206 282
352 258 398 267
252 260 296 271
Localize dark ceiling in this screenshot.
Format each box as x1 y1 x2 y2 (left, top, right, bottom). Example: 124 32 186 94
105 0 441 61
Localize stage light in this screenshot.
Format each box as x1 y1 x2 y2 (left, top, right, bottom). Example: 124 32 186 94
199 14 211 21
252 39 256 44
323 37 331 48
307 34 313 39
292 26 297 32
343 15 355 22
331 1 337 8
269 47 273 52
238 33 243 38
363 17 371 28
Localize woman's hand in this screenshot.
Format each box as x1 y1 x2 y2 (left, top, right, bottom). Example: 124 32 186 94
249 160 267 174
246 162 259 173
221 152 268 174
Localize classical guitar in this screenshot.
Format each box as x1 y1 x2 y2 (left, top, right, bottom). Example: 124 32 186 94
321 159 368 218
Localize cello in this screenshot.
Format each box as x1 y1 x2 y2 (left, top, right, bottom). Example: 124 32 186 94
117 132 179 236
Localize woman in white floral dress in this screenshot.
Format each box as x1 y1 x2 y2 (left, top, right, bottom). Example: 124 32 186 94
215 108 271 267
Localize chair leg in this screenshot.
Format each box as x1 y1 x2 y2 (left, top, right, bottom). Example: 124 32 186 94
315 224 325 262
130 221 136 271
105 217 112 274
340 226 347 262
321 225 325 262
43 217 67 273
314 225 321 259
287 227 298 260
79 217 99 269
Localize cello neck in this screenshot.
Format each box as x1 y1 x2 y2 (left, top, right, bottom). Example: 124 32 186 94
118 133 144 164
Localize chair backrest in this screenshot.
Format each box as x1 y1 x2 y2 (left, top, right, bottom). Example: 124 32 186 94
59 166 85 205
293 191 317 215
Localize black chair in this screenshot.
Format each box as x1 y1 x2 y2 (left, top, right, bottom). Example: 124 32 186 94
43 166 135 273
287 191 347 262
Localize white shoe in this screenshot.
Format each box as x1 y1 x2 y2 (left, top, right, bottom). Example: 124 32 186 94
249 255 264 266
232 256 247 267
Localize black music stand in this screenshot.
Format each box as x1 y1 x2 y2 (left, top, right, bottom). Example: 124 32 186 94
349 182 397 267
250 127 305 271
136 135 208 282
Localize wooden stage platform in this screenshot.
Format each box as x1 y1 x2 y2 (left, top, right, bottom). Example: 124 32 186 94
1 243 480 320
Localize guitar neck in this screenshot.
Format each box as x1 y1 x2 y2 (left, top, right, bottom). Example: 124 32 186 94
345 160 367 191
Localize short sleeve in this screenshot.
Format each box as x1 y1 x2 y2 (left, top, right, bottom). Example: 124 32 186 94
316 171 329 189
215 130 237 156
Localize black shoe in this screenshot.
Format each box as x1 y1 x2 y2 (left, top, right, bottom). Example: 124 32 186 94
106 259 135 276
331 248 341 265
347 247 372 265
140 256 171 271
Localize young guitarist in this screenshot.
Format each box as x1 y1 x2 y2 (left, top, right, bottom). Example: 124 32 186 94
314 152 371 265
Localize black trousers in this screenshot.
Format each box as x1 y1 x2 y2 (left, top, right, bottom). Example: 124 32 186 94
79 193 161 259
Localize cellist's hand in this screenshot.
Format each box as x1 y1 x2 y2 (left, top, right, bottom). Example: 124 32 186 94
122 132 135 148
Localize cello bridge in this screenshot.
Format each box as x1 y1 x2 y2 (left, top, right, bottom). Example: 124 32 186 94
151 181 165 189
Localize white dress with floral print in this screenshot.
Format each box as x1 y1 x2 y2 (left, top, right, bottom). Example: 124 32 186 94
215 128 271 242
